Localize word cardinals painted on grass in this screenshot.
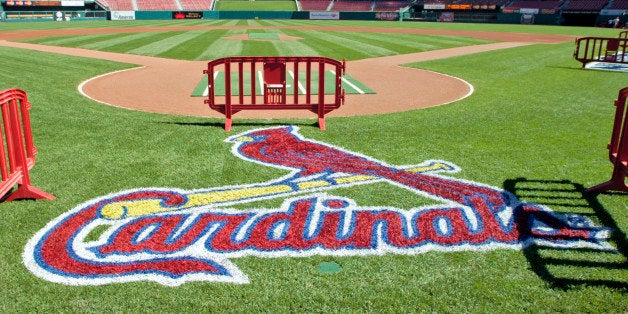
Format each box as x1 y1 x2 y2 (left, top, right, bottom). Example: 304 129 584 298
24 126 613 286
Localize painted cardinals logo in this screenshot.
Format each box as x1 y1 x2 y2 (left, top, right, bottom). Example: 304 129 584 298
23 126 613 286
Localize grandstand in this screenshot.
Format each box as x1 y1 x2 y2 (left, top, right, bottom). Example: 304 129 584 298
414 0 509 4
504 1 563 10
373 0 411 11
95 0 214 10
330 0 373 12
135 0 179 10
299 0 331 11
610 0 628 9
296 0 411 12
562 0 609 12
179 0 212 10
97 0 135 10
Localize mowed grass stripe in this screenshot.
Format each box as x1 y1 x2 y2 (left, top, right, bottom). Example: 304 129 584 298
194 70 373 96
271 34 320 57
197 30 246 60
307 31 397 57
335 32 427 54
254 20 291 27
279 29 358 59
344 32 491 53
103 31 186 54
23 33 121 47
158 30 227 60
21 28 492 62
80 32 168 50
127 31 208 56
241 38 281 56
244 19 266 26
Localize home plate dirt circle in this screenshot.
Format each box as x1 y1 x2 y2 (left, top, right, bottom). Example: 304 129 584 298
0 26 575 119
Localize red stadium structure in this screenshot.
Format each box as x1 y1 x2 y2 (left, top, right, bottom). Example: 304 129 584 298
587 87 628 194
574 36 628 68
204 56 345 131
0 89 54 202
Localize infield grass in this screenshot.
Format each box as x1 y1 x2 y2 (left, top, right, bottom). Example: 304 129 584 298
0 20 625 312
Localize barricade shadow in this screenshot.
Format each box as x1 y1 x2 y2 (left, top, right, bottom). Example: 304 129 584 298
159 120 322 130
546 65 589 72
503 178 627 291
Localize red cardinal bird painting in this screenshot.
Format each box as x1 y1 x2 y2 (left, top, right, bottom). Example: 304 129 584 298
227 125 511 212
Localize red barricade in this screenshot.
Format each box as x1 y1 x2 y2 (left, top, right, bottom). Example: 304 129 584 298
574 37 628 68
587 87 628 194
204 56 345 131
0 89 54 202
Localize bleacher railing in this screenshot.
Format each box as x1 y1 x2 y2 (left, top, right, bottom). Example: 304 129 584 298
0 89 54 202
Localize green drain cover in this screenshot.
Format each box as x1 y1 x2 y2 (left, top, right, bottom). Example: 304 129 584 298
318 261 341 273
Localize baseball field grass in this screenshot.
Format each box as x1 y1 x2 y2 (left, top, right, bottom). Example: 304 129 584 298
0 20 626 312
214 0 297 11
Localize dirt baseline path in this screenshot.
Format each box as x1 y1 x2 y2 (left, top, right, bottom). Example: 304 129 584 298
0 26 574 119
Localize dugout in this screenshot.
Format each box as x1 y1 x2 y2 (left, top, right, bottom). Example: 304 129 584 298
562 12 601 26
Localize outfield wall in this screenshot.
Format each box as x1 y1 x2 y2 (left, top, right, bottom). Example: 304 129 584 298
126 10 560 24
0 8 603 26
132 10 383 21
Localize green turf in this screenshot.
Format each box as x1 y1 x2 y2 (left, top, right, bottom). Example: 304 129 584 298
0 20 625 312
19 27 494 61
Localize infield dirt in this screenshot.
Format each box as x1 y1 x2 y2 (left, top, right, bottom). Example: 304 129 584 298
0 26 574 118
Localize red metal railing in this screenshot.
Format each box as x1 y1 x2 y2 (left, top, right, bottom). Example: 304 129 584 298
574 37 628 68
0 89 54 202
587 87 628 194
204 56 345 131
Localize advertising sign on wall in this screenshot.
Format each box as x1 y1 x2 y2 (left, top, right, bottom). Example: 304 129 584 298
173 11 203 19
446 4 471 10
61 0 84 6
309 11 339 20
519 8 539 15
375 12 399 21
424 4 445 10
111 11 135 20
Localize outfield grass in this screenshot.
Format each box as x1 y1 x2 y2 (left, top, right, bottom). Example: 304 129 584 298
0 20 626 312
18 26 492 60
214 0 297 11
